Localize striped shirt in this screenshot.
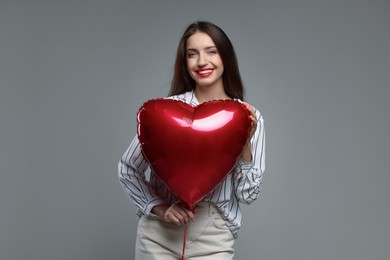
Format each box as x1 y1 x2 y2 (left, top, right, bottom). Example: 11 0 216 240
118 90 265 238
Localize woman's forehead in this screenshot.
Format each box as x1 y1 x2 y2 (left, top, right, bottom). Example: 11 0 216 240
186 32 216 50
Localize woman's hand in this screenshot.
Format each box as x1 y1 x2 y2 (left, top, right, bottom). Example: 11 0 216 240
241 102 257 162
152 203 195 225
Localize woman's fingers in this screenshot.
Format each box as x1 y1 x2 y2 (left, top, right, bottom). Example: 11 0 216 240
242 102 257 139
242 101 256 117
172 207 189 225
183 207 196 222
163 204 195 225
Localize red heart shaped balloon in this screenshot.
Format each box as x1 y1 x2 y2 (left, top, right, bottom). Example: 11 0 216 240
137 99 251 211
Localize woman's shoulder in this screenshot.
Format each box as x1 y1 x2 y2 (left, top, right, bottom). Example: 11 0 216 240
166 92 188 101
166 91 196 105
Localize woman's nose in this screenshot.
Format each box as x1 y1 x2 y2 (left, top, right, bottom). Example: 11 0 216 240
197 53 208 67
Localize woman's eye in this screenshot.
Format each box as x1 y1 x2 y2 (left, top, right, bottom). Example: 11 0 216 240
187 52 196 58
208 49 217 54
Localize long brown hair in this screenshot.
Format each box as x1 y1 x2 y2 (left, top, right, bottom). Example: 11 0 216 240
169 21 245 100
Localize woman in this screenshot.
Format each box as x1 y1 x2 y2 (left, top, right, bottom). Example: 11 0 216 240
118 21 265 260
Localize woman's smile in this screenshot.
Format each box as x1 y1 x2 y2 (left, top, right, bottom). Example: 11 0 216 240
197 68 215 77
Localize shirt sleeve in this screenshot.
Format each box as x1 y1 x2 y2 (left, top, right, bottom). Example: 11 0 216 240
233 110 265 204
118 135 166 215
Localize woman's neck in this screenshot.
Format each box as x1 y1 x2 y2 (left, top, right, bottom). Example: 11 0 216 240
194 85 230 104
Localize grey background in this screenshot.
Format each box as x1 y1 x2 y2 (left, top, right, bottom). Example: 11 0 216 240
1 0 389 259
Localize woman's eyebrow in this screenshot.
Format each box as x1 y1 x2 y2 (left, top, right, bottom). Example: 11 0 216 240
186 46 217 51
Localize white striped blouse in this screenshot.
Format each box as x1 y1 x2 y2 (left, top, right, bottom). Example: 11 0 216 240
118 90 265 238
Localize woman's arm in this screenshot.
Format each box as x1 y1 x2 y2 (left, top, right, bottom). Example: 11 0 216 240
119 135 197 224
118 136 166 215
233 108 265 204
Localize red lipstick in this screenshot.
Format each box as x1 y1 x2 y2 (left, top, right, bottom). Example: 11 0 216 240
197 68 214 78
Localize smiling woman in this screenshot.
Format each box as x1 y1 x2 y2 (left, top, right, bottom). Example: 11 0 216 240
169 21 245 102
118 21 265 260
186 32 225 92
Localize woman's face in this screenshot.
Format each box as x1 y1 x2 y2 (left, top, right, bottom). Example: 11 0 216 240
186 32 224 89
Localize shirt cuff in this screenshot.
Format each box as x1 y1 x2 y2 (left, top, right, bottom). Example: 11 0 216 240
237 158 255 170
144 198 167 216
